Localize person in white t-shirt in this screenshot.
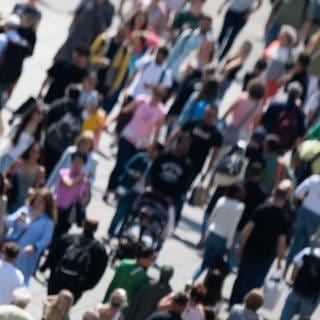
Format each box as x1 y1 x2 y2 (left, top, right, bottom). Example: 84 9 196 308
126 46 172 99
0 242 24 305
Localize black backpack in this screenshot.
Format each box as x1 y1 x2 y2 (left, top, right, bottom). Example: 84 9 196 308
45 111 82 153
56 237 95 282
293 253 320 299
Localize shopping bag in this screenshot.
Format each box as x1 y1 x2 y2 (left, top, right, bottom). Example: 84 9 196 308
263 268 284 310
189 186 208 207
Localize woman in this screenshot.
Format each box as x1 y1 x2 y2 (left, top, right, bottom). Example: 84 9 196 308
6 143 45 212
175 78 219 127
182 284 206 320
43 289 74 320
5 188 57 285
45 131 98 190
103 86 166 200
222 79 266 145
0 104 44 172
192 184 245 282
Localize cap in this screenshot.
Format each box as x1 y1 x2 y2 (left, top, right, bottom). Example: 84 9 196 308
2 14 21 28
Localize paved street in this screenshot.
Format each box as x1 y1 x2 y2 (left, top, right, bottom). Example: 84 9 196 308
1 0 320 319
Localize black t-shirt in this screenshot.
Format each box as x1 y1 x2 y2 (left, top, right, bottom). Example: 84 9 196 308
149 152 193 200
44 61 88 103
182 121 223 172
146 311 182 320
237 180 266 231
244 202 288 257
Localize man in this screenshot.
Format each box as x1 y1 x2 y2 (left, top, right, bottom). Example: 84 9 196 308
0 242 24 305
166 15 212 87
45 217 108 303
126 46 172 100
229 186 288 306
285 174 320 271
103 246 155 303
280 242 320 320
123 265 174 320
39 46 89 104
217 0 262 60
261 82 306 153
167 104 223 222
146 292 188 320
0 287 33 320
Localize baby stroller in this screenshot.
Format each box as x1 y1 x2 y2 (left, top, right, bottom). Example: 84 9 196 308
110 191 169 264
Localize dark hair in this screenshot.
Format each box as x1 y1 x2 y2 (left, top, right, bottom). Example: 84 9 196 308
2 241 20 259
172 292 189 306
226 183 243 200
74 45 90 57
297 52 310 68
136 245 154 259
273 186 288 200
200 14 212 23
0 173 5 195
66 84 81 101
197 78 219 101
203 269 224 306
12 104 43 146
83 217 99 234
255 58 267 71
248 79 266 100
158 46 169 58
244 289 264 311
71 151 88 164
21 142 41 163
190 284 207 304
126 9 148 31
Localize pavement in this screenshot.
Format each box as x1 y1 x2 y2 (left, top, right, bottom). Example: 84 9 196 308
1 0 320 319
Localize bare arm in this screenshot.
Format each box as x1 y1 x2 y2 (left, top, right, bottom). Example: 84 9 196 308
166 126 182 148
222 100 238 120
237 221 255 258
276 234 287 269
153 118 165 145
38 76 53 99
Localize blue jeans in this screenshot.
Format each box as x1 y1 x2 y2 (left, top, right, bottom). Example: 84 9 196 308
107 138 140 192
108 192 139 237
286 206 320 267
229 252 274 306
218 10 248 60
280 289 319 320
192 232 226 281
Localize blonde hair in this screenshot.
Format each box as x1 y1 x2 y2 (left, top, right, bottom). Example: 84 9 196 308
44 290 74 320
75 130 95 151
228 40 252 60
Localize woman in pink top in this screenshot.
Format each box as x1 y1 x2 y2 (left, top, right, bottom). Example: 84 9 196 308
223 79 266 145
104 86 166 198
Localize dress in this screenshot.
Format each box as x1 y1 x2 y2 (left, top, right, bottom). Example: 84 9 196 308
5 206 54 285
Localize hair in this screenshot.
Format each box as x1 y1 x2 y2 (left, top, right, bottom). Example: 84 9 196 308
200 14 212 23
226 183 243 200
297 52 310 68
265 134 280 153
83 216 99 234
278 179 293 200
2 241 20 260
0 172 5 195
21 142 41 163
287 81 303 100
190 284 207 304
280 25 297 46
229 40 252 60
158 46 169 58
159 265 174 283
172 292 189 306
74 45 90 57
109 288 127 308
12 104 43 146
136 245 155 259
273 185 289 201
202 269 224 306
75 130 95 152
247 79 266 100
28 188 57 223
66 84 82 101
44 290 74 320
254 58 267 71
197 78 219 101
244 289 264 311
126 9 148 31
71 150 88 164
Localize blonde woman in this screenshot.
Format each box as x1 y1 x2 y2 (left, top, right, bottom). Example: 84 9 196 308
45 131 98 190
44 290 74 320
218 40 253 100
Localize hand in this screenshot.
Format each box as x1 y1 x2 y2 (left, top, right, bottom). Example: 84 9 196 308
23 245 35 255
97 57 110 68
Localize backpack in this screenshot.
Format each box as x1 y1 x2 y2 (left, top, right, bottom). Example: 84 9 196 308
295 152 320 184
293 253 320 299
272 108 299 149
45 111 82 153
56 237 95 282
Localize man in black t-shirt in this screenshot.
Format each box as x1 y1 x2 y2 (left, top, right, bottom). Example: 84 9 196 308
229 186 288 307
39 46 89 104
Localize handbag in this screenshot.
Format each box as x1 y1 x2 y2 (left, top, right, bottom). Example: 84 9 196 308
188 186 208 207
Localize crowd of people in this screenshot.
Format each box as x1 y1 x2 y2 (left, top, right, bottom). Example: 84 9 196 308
0 0 320 319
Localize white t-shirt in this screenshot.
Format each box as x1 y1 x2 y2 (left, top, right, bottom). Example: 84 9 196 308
229 0 256 13
127 56 172 98
294 247 320 268
295 174 320 215
0 260 24 305
182 305 204 320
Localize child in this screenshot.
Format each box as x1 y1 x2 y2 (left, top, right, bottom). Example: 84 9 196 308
80 90 107 149
53 151 89 242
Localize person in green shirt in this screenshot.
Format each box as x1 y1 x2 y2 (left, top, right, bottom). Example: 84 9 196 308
103 246 155 303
